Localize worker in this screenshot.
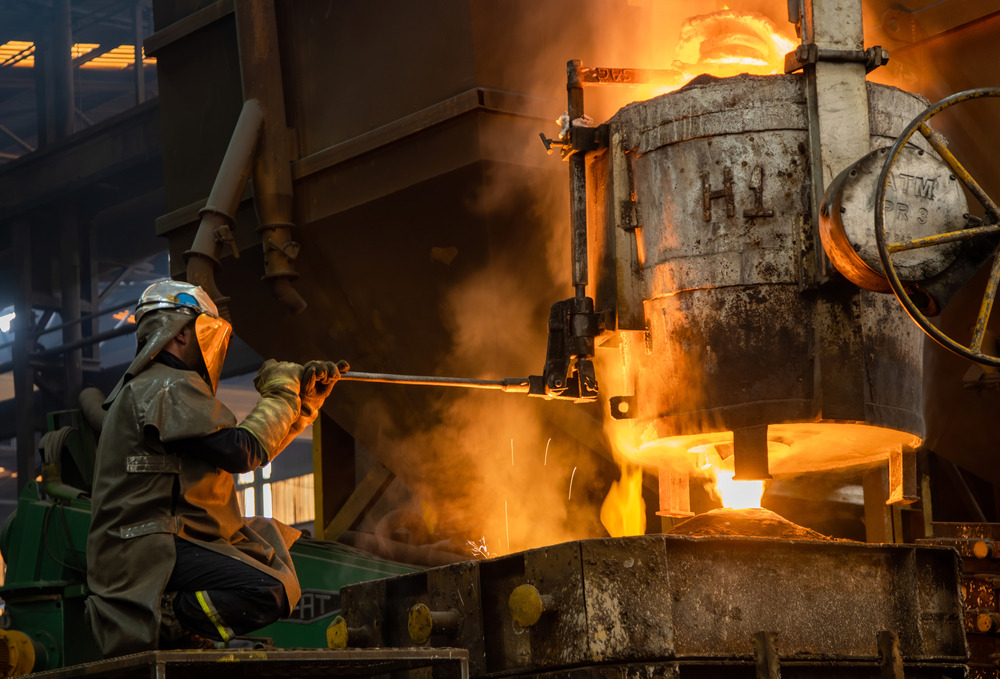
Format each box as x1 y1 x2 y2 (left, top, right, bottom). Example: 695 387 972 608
85 280 346 656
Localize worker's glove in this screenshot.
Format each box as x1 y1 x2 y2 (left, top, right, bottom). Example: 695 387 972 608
300 360 349 419
274 359 350 452
238 360 304 460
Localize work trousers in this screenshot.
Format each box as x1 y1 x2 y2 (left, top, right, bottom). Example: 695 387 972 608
166 537 289 641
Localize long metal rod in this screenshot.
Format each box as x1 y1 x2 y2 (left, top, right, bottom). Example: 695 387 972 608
888 223 1000 252
339 371 530 393
567 60 588 299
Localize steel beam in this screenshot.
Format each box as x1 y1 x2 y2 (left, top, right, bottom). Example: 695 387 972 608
133 1 146 104
59 204 83 407
322 460 393 542
0 100 160 218
796 0 872 284
12 219 35 495
154 88 552 237
52 0 75 141
144 0 233 56
863 465 910 543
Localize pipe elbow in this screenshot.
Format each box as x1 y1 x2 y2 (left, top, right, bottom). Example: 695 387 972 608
186 254 232 320
268 275 307 315
78 387 107 433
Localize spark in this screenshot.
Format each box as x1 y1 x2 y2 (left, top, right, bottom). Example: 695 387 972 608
511 438 514 466
568 466 578 501
544 438 551 466
467 537 493 559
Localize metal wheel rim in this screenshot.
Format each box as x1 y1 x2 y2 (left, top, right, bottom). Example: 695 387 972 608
874 87 1000 368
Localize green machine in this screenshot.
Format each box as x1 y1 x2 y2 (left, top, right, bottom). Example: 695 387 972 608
0 408 417 674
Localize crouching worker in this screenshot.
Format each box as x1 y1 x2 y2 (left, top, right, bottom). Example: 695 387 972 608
85 280 347 656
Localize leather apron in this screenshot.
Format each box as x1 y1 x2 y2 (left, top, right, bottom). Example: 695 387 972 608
85 362 300 657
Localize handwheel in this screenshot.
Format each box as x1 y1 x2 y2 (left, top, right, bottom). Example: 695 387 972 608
875 88 1000 367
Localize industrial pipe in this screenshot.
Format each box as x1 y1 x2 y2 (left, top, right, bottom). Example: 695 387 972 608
235 0 306 314
78 387 106 434
185 98 265 319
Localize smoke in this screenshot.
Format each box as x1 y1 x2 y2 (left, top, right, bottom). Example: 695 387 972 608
352 0 806 555
348 119 611 553
359 252 611 554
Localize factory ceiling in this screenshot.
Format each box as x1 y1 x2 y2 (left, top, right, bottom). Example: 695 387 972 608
0 0 164 313
0 0 156 162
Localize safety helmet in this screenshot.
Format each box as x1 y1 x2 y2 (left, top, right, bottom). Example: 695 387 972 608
134 280 220 324
105 281 232 405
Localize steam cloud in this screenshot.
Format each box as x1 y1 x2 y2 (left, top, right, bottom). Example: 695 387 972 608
352 0 806 555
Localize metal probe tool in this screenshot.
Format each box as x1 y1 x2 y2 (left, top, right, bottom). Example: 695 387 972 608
338 371 532 393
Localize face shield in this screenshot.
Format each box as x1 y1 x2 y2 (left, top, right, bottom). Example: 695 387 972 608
194 313 232 393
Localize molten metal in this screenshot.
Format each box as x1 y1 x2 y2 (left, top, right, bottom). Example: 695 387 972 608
711 468 765 510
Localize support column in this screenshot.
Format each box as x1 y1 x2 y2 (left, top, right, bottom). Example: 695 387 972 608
13 220 36 495
84 211 100 365
33 25 53 147
36 0 75 146
133 0 146 104
863 466 894 543
52 0 75 140
60 205 83 407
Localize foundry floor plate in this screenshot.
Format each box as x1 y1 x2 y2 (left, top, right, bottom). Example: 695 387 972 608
27 648 470 679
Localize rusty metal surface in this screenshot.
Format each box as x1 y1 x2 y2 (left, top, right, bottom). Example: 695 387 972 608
932 523 1000 541
339 534 967 675
921 522 1000 676
26 648 470 679
589 74 932 474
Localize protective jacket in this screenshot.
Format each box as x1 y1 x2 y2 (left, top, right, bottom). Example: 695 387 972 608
85 361 301 657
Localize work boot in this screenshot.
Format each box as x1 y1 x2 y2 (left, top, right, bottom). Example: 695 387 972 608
159 592 184 646
159 591 216 650
223 636 276 650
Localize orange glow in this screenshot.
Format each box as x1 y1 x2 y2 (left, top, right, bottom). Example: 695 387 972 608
674 9 796 79
80 44 157 70
600 462 646 537
0 41 156 69
72 43 101 60
112 310 136 323
0 41 34 67
630 9 797 99
710 467 765 509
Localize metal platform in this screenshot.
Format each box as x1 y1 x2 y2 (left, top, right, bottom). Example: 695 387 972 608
27 648 470 679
